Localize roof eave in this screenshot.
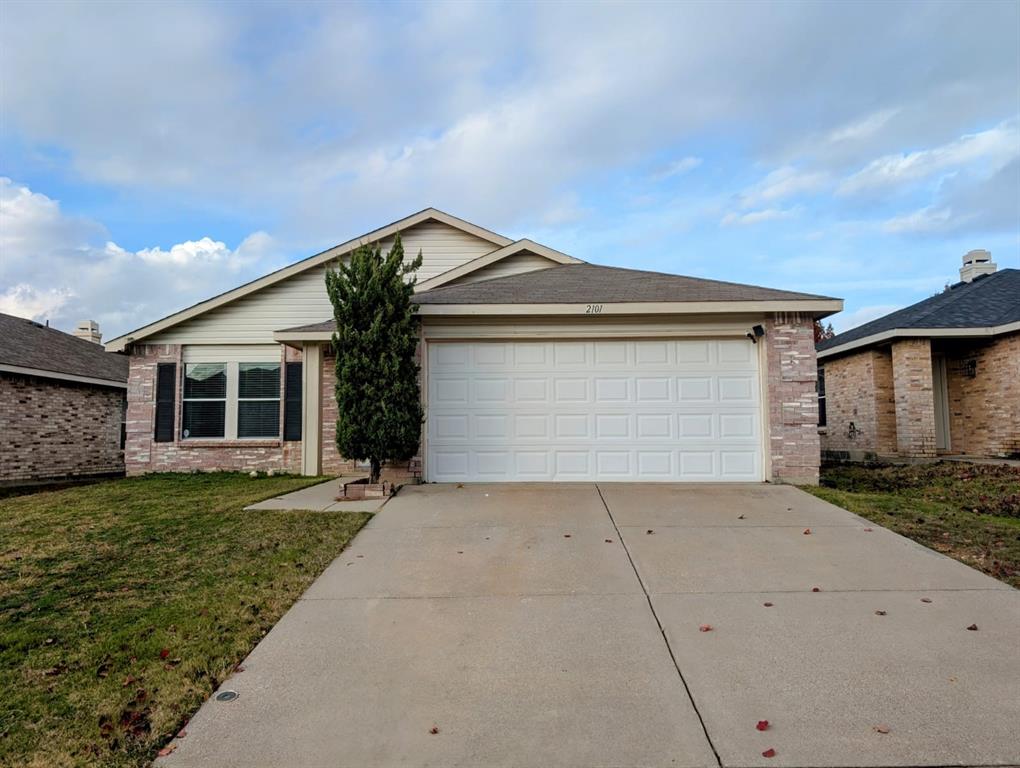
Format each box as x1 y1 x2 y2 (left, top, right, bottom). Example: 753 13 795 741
817 320 1020 360
0 363 127 389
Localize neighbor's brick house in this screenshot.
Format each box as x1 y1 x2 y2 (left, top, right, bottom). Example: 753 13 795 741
0 314 128 485
817 251 1019 462
107 209 841 485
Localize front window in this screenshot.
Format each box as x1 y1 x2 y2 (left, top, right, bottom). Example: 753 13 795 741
817 366 827 428
183 363 227 438
238 362 281 438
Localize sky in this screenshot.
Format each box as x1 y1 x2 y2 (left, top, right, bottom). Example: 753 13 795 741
1 0 1018 339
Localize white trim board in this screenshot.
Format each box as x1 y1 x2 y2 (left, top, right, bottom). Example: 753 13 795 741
415 300 844 316
816 320 1020 359
105 208 511 352
0 363 127 389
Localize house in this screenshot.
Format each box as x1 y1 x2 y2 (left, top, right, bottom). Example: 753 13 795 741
816 250 1019 462
105 209 842 484
0 314 129 485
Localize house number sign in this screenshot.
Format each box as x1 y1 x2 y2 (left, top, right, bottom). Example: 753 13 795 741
585 304 604 314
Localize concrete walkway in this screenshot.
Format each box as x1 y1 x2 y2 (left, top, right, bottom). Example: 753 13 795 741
244 477 387 513
163 483 1020 768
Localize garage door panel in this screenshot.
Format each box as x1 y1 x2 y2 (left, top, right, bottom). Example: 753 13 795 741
427 340 762 482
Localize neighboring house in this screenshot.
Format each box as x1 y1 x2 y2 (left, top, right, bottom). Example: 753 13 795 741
105 209 842 484
817 250 1019 462
0 314 129 485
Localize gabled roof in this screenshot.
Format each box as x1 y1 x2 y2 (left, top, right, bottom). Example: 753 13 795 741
0 313 129 387
105 208 511 351
413 263 838 304
817 269 1020 359
415 239 583 291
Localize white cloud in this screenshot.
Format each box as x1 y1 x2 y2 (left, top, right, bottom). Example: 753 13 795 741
652 156 702 181
0 284 74 321
0 178 277 336
882 206 956 234
826 108 900 144
838 119 1020 196
721 207 799 226
737 166 829 208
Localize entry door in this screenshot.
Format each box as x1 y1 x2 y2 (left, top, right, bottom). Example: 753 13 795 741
932 356 951 452
425 339 763 482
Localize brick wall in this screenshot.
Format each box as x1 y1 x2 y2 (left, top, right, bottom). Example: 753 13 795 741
819 347 897 460
943 332 1020 457
1 372 125 484
891 339 937 458
125 344 299 475
765 313 820 484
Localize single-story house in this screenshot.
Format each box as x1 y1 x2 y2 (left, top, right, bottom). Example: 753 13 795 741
817 250 1019 461
105 209 842 484
1 314 128 485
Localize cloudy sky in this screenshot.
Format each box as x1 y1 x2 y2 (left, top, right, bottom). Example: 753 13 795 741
1 0 1017 339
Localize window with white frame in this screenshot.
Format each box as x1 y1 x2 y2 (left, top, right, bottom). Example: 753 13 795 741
238 362 281 438
179 356 282 440
182 363 227 438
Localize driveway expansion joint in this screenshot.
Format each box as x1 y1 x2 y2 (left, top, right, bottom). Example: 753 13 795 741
596 483 724 768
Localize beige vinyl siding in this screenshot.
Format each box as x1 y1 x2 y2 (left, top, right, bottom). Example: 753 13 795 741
446 251 560 286
148 221 497 345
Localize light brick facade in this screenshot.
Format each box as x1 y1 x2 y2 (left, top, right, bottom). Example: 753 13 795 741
943 332 1020 457
820 331 1020 461
764 313 821 485
1 372 125 484
891 339 937 458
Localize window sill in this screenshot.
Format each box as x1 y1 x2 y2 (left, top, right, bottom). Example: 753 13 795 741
178 439 282 449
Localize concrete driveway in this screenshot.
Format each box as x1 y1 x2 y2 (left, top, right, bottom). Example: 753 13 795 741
162 483 1020 768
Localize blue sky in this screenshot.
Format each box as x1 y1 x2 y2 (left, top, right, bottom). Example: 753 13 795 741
1 0 1017 338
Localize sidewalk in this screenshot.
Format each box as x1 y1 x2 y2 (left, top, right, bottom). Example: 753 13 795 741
244 477 389 513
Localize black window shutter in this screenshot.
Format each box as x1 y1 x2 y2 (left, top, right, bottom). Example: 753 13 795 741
155 363 176 442
284 362 303 441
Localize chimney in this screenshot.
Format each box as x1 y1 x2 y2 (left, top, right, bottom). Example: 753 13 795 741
959 249 997 283
72 320 103 344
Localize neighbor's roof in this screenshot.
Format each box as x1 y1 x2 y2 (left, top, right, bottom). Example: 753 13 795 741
412 263 838 304
0 313 129 387
817 268 1020 359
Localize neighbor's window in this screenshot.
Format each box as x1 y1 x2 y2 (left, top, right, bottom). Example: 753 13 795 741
238 362 281 438
182 363 227 438
817 366 827 428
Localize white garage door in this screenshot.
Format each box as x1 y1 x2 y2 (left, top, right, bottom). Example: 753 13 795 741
426 339 763 482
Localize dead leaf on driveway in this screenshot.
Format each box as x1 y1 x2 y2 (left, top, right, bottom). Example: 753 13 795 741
157 744 177 757
803 528 811 535
875 610 887 616
756 720 769 731
874 725 890 734
698 624 713 632
762 747 776 758
966 623 979 631
429 726 440 735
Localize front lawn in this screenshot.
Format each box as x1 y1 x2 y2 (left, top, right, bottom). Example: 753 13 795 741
0 473 371 768
806 461 1020 589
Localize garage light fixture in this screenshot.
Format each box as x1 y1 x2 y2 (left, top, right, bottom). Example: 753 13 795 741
747 325 765 343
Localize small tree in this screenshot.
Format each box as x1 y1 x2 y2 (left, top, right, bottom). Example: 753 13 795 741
326 234 424 484
813 319 835 344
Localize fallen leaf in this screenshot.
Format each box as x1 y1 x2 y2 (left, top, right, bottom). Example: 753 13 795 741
863 527 873 532
803 528 811 535
811 587 821 592
122 675 136 687
159 648 170 660
234 665 245 673
157 745 177 757
920 597 932 603
737 514 746 520
762 747 776 758
875 610 887 616
756 720 769 731
966 623 979 631
177 729 188 738
457 550 464 554
456 483 463 488
874 725 890 734
646 529 654 535
604 539 613 543
563 534 571 539
763 602 774 607
429 726 440 735
699 624 713 632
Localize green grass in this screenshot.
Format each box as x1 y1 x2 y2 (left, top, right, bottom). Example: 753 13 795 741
805 462 1020 589
0 473 371 768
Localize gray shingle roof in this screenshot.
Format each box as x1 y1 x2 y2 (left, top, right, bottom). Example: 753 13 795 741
412 263 837 304
0 313 129 384
817 269 1020 353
